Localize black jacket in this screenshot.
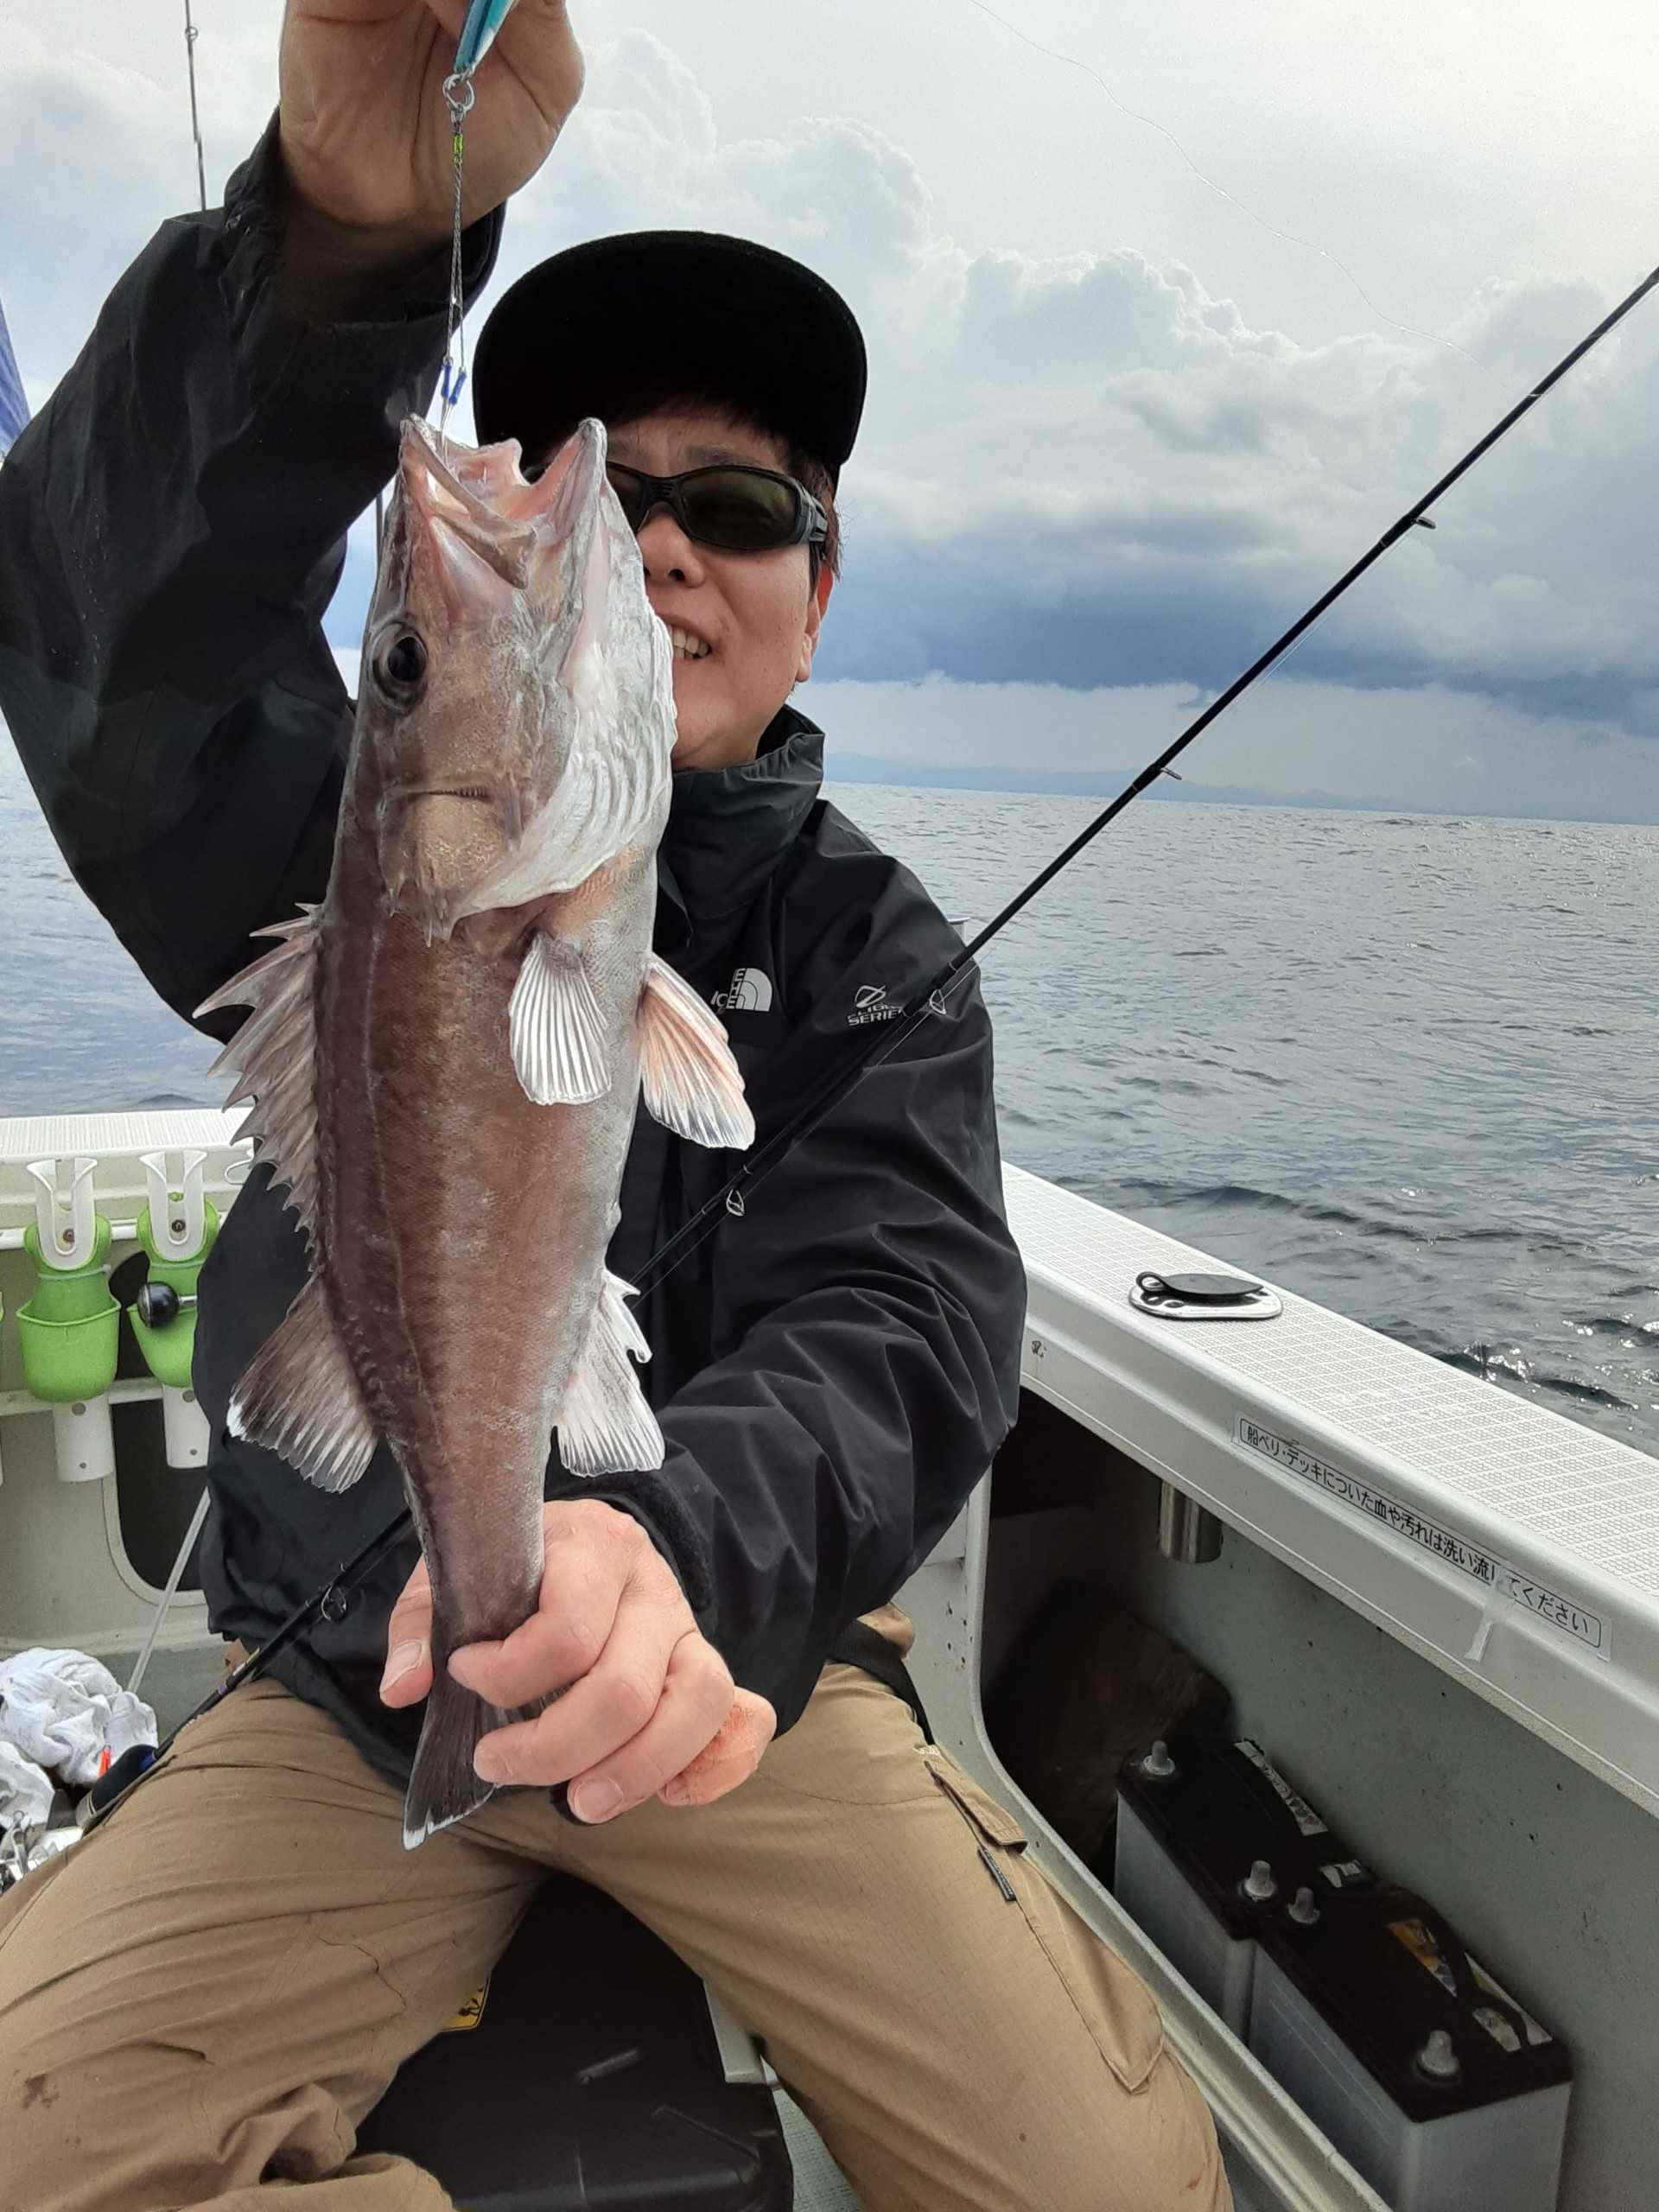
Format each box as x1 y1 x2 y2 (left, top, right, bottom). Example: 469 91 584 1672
0 122 1025 1786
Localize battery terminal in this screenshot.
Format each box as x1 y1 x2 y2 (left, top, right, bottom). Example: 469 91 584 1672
1242 1858 1278 1904
1416 2027 1462 2082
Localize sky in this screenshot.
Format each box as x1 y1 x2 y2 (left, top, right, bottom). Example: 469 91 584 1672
3 1 1659 817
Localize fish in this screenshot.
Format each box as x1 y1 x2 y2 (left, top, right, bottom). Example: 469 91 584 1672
196 415 754 1847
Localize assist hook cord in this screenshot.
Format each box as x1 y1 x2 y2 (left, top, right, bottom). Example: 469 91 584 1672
87 258 1659 1827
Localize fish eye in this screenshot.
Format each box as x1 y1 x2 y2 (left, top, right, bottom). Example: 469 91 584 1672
373 629 429 698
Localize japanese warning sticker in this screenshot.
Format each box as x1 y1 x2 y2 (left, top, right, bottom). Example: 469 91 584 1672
1233 1416 1611 1662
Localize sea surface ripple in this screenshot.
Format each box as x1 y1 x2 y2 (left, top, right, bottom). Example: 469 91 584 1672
836 782 1659 1459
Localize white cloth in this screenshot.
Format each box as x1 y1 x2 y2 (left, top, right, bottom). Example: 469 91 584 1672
0 1737 54 1835
0 1648 156 1789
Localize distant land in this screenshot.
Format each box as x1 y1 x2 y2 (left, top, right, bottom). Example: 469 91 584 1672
824 752 1374 804
820 753 1651 823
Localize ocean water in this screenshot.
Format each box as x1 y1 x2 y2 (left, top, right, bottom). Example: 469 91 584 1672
836 783 1659 1458
2 739 1655 1456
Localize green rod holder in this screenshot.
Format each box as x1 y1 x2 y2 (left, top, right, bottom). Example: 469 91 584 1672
17 1158 120 1483
127 1150 219 1467
128 1198 219 1391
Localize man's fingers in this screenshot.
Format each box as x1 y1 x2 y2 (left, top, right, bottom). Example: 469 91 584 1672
481 1 587 172
468 1579 686 1786
448 1529 626 1707
379 1554 434 1705
560 1631 738 1821
378 1635 432 1706
659 1690 779 1808
385 1551 432 1636
419 1 470 37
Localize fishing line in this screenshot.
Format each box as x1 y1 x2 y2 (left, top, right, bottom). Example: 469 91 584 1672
437 0 519 442
114 4 217 1707
437 69 476 447
85 79 1659 1825
954 0 1475 364
181 1 208 217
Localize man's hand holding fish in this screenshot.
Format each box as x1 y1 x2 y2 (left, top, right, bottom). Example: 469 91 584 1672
0 0 1234 2200
381 1496 778 1815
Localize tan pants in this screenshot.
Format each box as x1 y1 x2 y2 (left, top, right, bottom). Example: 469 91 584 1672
0 1656 1230 2212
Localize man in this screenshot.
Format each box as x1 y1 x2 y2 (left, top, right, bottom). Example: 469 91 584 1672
0 6 1229 2207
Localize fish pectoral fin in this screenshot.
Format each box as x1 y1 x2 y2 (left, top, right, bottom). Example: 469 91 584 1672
228 1274 378 1492
638 954 756 1151
509 929 608 1104
557 1270 664 1477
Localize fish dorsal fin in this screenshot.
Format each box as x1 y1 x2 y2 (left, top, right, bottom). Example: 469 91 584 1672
227 1274 378 1492
557 1271 664 1476
195 906 323 1247
508 931 609 1105
638 956 756 1152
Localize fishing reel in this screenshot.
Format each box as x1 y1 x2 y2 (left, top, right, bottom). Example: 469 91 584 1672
130 1280 196 1330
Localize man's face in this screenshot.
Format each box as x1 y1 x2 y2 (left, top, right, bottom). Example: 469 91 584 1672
602 405 834 772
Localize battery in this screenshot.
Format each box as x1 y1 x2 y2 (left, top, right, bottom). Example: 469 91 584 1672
1248 1880 1572 2212
1114 1732 1370 2034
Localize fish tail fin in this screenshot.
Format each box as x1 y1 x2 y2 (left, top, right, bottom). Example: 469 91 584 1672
402 1669 499 1850
401 1669 554 1851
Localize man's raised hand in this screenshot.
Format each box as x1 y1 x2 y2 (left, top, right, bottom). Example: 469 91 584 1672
277 1 584 262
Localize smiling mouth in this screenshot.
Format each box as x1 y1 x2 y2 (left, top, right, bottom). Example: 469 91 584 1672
667 626 713 662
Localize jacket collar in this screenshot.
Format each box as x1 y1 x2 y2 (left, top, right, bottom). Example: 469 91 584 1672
656 707 824 955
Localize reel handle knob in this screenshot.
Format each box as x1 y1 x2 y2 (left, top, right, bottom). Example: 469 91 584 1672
135 1281 181 1328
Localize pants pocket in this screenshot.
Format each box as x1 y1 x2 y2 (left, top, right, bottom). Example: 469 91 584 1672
922 1747 1166 2093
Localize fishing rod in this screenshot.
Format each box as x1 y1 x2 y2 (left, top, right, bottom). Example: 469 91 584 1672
86 250 1659 1826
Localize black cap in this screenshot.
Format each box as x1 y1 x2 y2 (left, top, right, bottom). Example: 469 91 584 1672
473 231 867 486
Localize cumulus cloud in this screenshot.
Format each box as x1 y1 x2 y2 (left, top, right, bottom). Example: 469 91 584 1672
4 11 1656 814
497 33 1658 738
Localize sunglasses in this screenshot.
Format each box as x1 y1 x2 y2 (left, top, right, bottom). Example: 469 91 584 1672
604 462 829 555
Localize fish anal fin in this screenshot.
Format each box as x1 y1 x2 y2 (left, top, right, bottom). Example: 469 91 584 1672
228 1275 378 1493
509 930 608 1104
557 1270 664 1477
638 955 755 1151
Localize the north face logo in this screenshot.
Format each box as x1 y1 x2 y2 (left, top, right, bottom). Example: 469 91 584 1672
713 966 773 1014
